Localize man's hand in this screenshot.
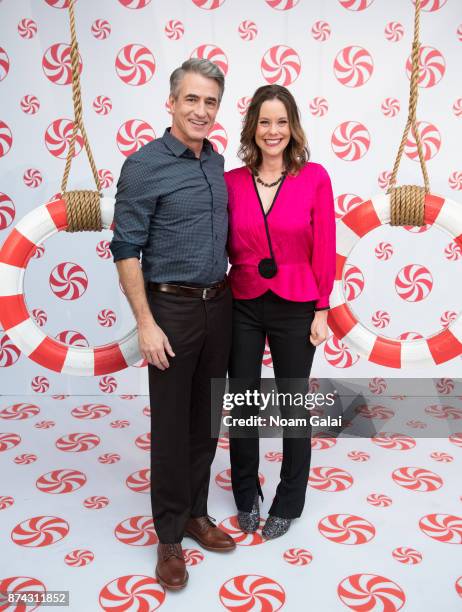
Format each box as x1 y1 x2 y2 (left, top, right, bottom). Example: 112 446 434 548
139 319 175 370
310 310 329 346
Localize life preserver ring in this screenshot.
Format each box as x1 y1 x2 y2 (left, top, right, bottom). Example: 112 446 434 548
328 192 462 368
0 196 141 376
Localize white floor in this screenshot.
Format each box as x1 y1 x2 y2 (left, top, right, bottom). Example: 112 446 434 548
1 395 461 612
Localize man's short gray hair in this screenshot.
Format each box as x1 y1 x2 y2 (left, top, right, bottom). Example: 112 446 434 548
169 58 225 103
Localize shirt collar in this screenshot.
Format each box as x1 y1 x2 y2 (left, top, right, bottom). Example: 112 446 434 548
162 127 213 158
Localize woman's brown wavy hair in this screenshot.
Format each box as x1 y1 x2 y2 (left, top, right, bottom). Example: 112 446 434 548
238 84 310 176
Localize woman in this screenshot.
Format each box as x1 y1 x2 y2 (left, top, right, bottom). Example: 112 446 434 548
224 84 335 539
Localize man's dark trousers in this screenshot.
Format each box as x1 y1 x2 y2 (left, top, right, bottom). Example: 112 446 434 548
147 285 232 543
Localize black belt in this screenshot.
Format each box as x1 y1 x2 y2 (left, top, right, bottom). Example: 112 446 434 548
146 278 228 300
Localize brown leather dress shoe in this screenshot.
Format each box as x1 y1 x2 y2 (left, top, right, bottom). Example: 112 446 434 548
184 516 236 552
156 543 188 591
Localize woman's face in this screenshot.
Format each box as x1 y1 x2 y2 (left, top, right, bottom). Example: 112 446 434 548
254 98 291 161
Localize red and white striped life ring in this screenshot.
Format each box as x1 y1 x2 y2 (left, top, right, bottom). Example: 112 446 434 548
0 196 141 375
329 192 462 368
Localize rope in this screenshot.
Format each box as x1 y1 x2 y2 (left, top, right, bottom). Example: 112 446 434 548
62 0 102 232
387 0 429 226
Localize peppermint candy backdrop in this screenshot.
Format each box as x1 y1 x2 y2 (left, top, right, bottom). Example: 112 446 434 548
0 0 461 392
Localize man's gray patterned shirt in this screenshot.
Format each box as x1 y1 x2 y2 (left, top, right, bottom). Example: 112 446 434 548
109 128 228 285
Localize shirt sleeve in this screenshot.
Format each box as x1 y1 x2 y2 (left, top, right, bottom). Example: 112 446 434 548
311 165 336 311
109 158 157 262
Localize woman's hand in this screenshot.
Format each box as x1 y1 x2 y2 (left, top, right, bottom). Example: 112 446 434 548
310 310 329 346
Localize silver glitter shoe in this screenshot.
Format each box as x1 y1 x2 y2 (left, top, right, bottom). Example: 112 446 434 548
237 494 260 533
262 515 292 539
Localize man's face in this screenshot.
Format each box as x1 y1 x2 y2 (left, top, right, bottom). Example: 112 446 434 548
169 72 220 147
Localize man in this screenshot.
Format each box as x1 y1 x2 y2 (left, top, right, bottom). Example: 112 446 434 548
109 58 235 592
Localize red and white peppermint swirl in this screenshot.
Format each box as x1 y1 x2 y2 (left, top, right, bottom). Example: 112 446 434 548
356 404 394 419
237 96 252 115
11 516 70 547
192 0 226 8
215 468 232 490
84 496 109 509
219 515 265 546
45 118 83 159
0 577 46 608
437 377 455 394
309 97 328 117
165 19 184 40
311 434 337 450
283 548 312 565
191 44 228 75
384 21 404 42
311 20 331 41
98 309 117 327
208 122 228 154
0 120 12 157
99 453 120 464
96 240 111 259
454 99 462 117
219 575 285 610
45 0 74 6
405 121 441 160
18 19 38 39
55 330 89 347
23 168 42 188
14 454 37 465
412 0 448 12
319 514 375 544
430 451 453 463
55 433 100 452
0 403 39 420
126 468 150 493
372 433 416 450
265 451 283 462
42 43 82 85
93 95 112 115
0 193 15 230
449 433 462 448
338 0 375 8
338 573 405 611
238 21 258 41
0 496 14 509
458 24 462 42
20 94 40 115
406 419 426 428
456 576 462 599
392 547 422 565
392 467 442 492
32 244 45 259
324 335 359 368
118 0 152 7
183 548 204 565
444 241 462 261
331 121 370 161
343 264 364 300
31 376 49 393
381 97 400 117
449 171 462 190
0 47 9 81
374 241 393 260
115 44 155 86
378 170 392 190
419 513 462 543
367 493 392 507
36 469 87 494
395 264 433 302
266 0 299 7
135 432 150 451
65 549 94 567
217 433 229 449
71 403 111 419
99 375 118 393
49 262 88 300
91 19 111 40
371 310 390 329
348 450 370 462
261 45 301 86
32 309 47 327
98 169 114 188
309 466 353 492
0 432 21 452
99 575 165 611
115 516 157 546
425 404 460 419
334 194 363 220
406 46 445 88
334 46 373 87
117 119 155 157
35 421 55 429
